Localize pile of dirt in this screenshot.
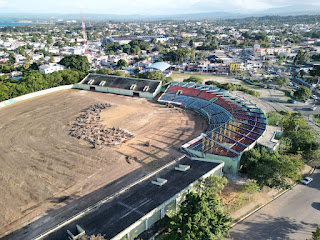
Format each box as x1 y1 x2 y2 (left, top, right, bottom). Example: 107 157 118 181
70 103 136 148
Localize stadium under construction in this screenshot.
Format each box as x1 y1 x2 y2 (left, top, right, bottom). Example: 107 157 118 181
0 74 281 240
76 75 276 173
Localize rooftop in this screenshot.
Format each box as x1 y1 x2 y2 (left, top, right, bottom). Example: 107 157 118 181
43 157 220 240
79 73 162 93
257 125 282 150
147 62 171 72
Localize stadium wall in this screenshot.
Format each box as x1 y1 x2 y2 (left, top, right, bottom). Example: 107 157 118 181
185 148 240 173
111 161 224 240
0 85 75 109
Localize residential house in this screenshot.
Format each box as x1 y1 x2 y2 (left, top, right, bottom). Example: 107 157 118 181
39 63 66 74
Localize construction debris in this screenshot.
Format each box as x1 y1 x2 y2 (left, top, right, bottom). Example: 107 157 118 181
70 103 136 149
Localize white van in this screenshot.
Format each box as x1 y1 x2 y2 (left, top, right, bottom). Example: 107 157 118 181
310 105 317 111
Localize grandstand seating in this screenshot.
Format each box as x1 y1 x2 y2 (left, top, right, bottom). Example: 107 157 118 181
171 95 195 107
181 88 201 97
166 85 185 94
158 82 267 160
198 91 216 101
202 104 224 116
159 93 175 102
188 99 210 111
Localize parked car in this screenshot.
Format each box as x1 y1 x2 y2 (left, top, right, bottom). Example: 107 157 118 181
310 105 317 111
287 99 296 103
302 177 313 185
311 95 318 100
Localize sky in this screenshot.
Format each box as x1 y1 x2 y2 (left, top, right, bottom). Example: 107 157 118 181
0 0 319 15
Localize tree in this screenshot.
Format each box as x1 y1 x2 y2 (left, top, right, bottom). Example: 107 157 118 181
122 44 131 54
21 70 47 92
241 181 260 194
164 48 191 63
151 38 157 44
299 69 306 79
96 68 113 75
133 68 140 75
113 70 126 76
183 76 202 84
80 234 105 240
29 62 39 70
116 59 127 69
195 51 206 61
293 86 311 101
294 50 309 65
312 226 320 240
267 110 320 158
59 55 90 72
309 66 320 77
49 57 55 63
195 175 228 196
311 53 320 61
283 129 320 156
240 146 304 189
139 71 164 81
273 76 288 87
161 176 232 240
16 46 26 56
22 55 31 70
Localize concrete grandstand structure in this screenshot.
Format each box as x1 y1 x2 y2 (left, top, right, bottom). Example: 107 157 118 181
76 73 162 99
158 81 268 173
38 157 224 240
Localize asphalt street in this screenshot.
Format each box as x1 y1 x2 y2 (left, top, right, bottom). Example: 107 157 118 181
229 168 320 240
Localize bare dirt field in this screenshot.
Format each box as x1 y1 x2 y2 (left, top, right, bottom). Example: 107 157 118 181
0 89 207 238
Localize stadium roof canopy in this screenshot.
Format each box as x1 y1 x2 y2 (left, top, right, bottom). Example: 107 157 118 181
147 62 171 72
80 74 161 93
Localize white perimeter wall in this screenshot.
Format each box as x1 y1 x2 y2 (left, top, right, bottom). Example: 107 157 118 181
0 85 75 109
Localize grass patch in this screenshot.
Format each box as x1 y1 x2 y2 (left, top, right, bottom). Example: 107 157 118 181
205 80 261 98
171 73 215 81
273 64 286 69
267 111 283 125
224 193 254 213
313 114 320 125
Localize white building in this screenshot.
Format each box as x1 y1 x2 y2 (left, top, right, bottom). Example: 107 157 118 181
70 47 85 55
48 48 60 54
39 63 66 74
30 53 44 61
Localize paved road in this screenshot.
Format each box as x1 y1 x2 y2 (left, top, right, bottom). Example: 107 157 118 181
229 169 320 240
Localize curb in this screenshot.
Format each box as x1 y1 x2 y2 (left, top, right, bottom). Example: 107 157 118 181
231 167 315 228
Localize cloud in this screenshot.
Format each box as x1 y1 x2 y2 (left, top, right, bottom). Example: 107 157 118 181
0 0 8 8
0 0 320 14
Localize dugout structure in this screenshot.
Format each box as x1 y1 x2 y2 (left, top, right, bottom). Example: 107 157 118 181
76 73 162 99
158 81 267 173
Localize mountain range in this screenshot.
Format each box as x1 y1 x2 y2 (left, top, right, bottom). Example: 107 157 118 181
0 4 319 21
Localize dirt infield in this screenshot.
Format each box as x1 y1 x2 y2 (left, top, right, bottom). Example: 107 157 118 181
0 89 207 237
